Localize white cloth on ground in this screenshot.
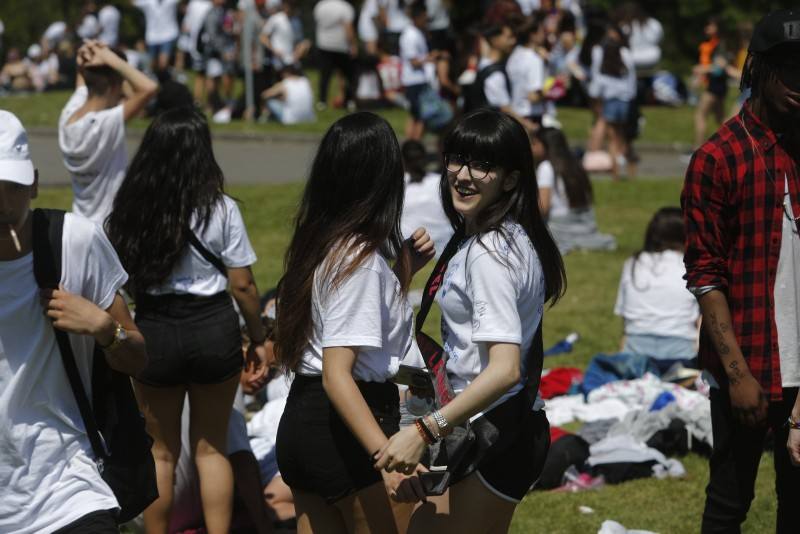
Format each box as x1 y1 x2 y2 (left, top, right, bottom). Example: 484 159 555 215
598 519 657 534
587 434 685 479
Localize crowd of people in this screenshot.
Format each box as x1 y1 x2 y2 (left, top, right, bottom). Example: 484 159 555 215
2 3 800 534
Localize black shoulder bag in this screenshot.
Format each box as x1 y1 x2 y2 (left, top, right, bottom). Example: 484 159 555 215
415 228 544 495
32 208 158 524
187 230 228 277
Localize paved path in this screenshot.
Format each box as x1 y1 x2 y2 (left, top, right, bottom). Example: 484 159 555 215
30 130 688 187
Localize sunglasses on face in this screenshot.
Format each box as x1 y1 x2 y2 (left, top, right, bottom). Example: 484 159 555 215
444 154 497 181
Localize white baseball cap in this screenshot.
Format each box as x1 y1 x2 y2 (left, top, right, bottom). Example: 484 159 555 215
0 111 35 186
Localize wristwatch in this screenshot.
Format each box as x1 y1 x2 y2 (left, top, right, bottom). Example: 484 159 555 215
431 410 450 436
99 321 127 352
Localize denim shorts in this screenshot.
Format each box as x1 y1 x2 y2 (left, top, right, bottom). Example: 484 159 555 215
602 98 631 123
276 375 400 503
147 39 176 60
404 83 427 119
135 291 243 387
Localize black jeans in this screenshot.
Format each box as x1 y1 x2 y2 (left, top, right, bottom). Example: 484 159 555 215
702 386 800 533
317 48 355 105
52 509 118 533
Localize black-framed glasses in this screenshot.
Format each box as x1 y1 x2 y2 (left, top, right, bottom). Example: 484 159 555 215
444 154 496 181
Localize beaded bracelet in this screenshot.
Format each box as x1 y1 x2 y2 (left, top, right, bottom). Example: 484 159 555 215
788 417 800 430
415 418 436 445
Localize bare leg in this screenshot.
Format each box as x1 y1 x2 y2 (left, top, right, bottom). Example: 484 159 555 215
588 99 606 151
408 472 517 534
133 381 187 534
292 487 348 534
193 73 206 104
694 91 714 148
607 123 622 181
188 374 240 534
334 479 411 534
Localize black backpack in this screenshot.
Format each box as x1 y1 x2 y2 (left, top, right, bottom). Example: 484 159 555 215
463 62 512 113
32 208 158 524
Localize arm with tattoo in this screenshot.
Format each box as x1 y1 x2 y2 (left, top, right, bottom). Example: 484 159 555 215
699 290 750 383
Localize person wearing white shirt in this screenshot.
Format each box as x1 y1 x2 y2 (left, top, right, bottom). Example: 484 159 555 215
261 66 316 124
588 25 636 180
58 41 158 225
274 113 434 532
0 110 147 534
382 0 411 54
399 3 431 140
376 110 563 531
615 208 700 372
507 20 546 123
357 0 386 55
426 0 450 50
313 0 357 110
77 2 101 41
133 0 181 71
105 107 270 534
98 4 121 46
260 3 297 68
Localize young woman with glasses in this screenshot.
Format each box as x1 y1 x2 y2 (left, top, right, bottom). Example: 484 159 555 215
274 112 435 533
375 109 565 533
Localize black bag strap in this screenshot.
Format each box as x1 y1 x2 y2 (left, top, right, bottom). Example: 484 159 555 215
415 226 544 406
32 209 108 464
187 230 227 278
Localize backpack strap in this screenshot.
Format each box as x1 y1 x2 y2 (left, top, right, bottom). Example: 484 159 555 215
32 209 109 465
187 231 228 278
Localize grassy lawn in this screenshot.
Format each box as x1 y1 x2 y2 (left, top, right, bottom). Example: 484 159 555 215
0 69 737 147
32 178 777 533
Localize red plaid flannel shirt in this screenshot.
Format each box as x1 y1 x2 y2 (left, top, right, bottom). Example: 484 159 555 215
682 104 800 401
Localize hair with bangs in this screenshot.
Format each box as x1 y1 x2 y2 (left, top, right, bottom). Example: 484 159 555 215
440 109 565 305
275 112 408 372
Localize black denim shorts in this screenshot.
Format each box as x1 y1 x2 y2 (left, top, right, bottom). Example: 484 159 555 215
135 291 243 387
276 375 400 503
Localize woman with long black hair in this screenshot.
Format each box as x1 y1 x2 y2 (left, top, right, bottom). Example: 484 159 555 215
106 107 268 534
274 112 435 533
375 109 566 533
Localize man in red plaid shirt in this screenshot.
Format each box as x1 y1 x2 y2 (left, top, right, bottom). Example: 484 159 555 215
682 9 800 533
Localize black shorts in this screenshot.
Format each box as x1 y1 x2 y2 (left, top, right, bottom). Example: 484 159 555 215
135 291 243 387
276 375 400 503
404 83 427 120
52 509 118 534
453 392 551 503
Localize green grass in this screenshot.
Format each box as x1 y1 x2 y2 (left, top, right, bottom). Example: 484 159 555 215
0 69 736 146
32 179 778 533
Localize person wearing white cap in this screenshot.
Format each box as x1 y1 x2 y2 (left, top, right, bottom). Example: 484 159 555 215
58 40 157 225
0 110 147 533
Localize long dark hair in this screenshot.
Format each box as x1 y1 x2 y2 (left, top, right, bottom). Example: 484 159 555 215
600 25 628 78
275 112 407 372
534 127 592 209
106 107 224 295
630 207 684 286
402 139 428 183
440 110 565 305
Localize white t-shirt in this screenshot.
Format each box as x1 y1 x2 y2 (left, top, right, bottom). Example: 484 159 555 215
507 45 545 118
98 5 121 46
149 195 257 296
314 0 355 53
438 221 545 412
0 214 127 534
627 18 663 70
357 0 383 42
399 24 428 87
42 21 67 47
536 160 569 218
77 14 100 40
515 0 540 16
401 172 453 258
775 177 800 387
298 248 416 382
614 250 700 340
589 45 637 102
182 0 213 55
280 76 315 125
426 0 449 31
386 0 410 32
134 0 180 45
478 58 511 109
263 11 296 67
58 86 127 225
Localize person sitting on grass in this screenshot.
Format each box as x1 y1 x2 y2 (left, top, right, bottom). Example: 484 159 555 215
58 40 157 225
260 65 316 125
531 126 616 254
614 207 700 374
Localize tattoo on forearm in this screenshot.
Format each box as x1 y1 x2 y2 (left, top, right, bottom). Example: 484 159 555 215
728 361 745 386
708 311 731 356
